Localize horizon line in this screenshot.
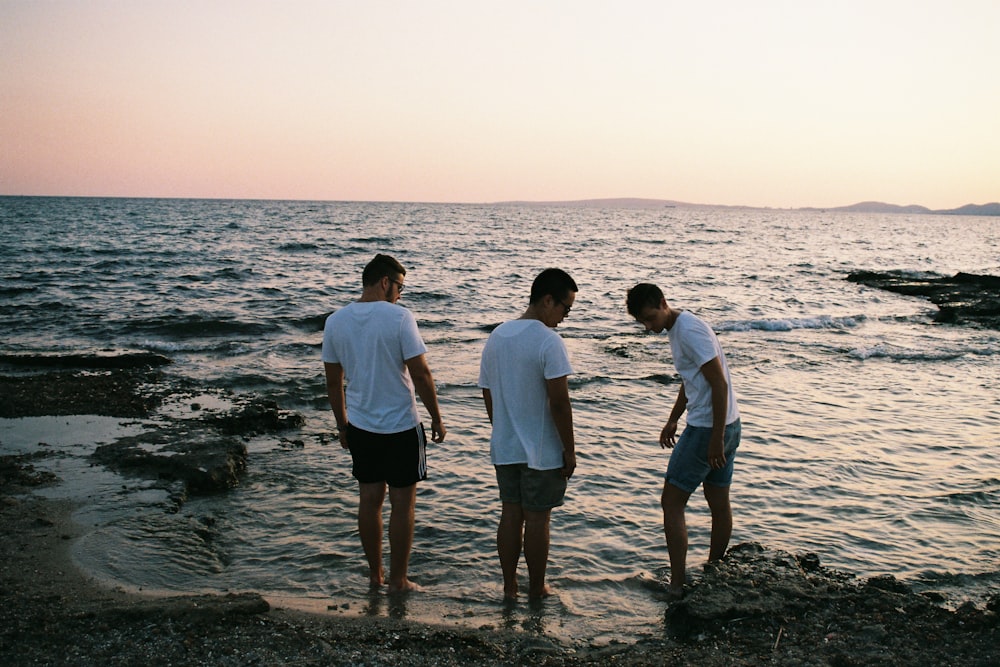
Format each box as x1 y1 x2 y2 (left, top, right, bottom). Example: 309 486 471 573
1 193 997 214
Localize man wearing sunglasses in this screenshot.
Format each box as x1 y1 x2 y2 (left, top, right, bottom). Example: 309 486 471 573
323 253 446 593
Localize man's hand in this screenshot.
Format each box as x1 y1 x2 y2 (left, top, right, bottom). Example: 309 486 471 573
707 437 726 469
660 420 679 449
562 450 577 479
430 418 446 443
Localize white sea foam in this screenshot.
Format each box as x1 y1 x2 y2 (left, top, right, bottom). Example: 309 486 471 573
718 314 865 332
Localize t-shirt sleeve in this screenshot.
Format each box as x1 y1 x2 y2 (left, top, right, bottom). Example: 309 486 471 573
682 319 719 368
399 309 429 361
320 313 339 363
542 334 574 380
477 337 491 389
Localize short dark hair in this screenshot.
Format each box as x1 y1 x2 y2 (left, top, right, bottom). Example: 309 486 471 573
626 283 664 318
362 253 406 287
529 268 578 305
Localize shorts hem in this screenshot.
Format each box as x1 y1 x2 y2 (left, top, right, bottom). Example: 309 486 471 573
664 476 697 495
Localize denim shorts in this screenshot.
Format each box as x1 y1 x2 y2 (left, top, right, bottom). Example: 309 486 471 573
495 464 567 512
665 419 741 494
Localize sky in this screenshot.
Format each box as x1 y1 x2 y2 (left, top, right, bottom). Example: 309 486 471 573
1 1 998 209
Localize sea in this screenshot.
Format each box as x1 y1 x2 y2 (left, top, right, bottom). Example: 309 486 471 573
1 196 998 642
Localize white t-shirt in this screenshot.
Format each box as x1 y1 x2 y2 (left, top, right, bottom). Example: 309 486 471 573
478 319 574 470
321 301 427 434
667 310 740 428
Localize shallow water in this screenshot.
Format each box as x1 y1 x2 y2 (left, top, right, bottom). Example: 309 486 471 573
1 197 998 640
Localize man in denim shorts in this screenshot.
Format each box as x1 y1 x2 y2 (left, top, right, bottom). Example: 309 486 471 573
627 283 741 598
323 254 446 593
479 268 578 600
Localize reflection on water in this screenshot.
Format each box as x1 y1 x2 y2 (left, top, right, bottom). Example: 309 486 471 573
1 198 999 641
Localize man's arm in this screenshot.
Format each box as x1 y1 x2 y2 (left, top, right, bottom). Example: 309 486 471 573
482 388 493 423
324 362 349 449
546 375 576 479
661 384 687 449
405 353 446 443
700 355 729 469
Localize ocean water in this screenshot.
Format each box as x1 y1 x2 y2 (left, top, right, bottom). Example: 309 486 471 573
1 196 998 641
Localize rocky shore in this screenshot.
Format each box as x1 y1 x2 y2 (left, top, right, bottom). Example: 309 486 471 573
2 361 998 665
846 270 1000 328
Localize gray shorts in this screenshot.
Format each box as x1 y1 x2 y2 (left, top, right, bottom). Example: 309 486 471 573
495 464 567 512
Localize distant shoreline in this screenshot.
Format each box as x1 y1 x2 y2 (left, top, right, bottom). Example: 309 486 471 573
2 194 998 215
491 197 1000 216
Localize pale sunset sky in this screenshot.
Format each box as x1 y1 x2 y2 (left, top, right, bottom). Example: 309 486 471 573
2 1 997 209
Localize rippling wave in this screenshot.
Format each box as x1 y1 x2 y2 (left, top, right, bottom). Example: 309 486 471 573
1 196 998 639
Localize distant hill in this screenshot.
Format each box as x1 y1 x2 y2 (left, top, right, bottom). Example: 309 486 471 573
494 197 696 209
821 201 1000 216
818 201 934 214
939 202 1000 216
493 198 1000 216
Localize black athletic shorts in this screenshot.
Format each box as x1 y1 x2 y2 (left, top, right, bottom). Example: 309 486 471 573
346 423 427 488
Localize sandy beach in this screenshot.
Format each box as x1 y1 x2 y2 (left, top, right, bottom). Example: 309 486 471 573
2 367 998 666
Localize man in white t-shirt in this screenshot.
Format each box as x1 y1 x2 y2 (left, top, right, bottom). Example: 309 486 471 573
479 268 578 600
322 254 446 593
626 283 741 598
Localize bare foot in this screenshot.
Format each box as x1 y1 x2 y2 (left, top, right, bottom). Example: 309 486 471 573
665 584 685 601
388 578 422 594
369 567 385 589
528 584 552 600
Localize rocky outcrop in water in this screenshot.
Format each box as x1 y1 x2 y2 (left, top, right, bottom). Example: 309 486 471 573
1 354 304 497
0 352 172 370
0 367 166 418
206 398 305 435
0 452 59 491
88 396 304 496
91 427 248 496
846 270 1000 328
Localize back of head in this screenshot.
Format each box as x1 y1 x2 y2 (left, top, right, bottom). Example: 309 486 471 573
362 253 406 287
530 268 578 304
626 283 664 318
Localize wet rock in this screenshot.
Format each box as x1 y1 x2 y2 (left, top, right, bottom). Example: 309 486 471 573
865 574 910 594
206 398 305 435
0 352 172 370
0 453 59 491
667 543 846 630
795 552 822 572
0 368 165 418
661 543 999 664
846 270 1000 328
3 365 305 500
921 590 948 603
92 427 247 495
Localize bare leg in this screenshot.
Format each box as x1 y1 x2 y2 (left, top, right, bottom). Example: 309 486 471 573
358 482 387 587
387 484 420 593
704 483 733 562
661 481 692 595
523 509 553 599
497 502 524 600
